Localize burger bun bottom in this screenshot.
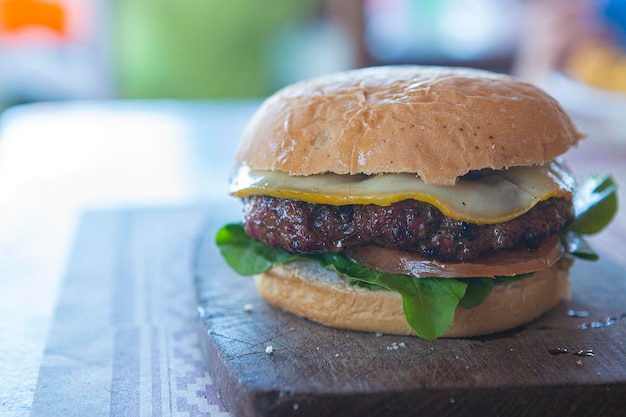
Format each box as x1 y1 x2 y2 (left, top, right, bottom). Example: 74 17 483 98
253 257 573 338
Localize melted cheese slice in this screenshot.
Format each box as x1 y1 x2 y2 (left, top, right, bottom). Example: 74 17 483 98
230 159 575 224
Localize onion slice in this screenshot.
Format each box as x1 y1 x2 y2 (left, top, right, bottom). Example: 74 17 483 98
345 235 564 278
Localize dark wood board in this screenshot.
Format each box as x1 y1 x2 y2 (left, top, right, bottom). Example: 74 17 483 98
194 214 626 417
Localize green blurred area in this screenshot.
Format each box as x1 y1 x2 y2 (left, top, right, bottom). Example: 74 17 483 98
114 0 316 99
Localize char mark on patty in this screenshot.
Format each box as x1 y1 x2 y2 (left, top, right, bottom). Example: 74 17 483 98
242 195 574 263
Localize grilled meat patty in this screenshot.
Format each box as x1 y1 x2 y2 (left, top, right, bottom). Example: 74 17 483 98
242 195 574 263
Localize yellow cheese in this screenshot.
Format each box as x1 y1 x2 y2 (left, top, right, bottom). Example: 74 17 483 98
229 160 575 224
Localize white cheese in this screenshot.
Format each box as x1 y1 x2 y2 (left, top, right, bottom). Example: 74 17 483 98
229 159 574 224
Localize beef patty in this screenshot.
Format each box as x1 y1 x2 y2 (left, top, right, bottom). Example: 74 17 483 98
242 195 574 263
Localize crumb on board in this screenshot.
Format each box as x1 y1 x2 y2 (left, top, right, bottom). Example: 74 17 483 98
265 345 274 354
243 303 253 312
386 342 407 350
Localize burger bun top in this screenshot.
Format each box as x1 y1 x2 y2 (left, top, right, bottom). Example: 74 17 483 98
236 66 585 186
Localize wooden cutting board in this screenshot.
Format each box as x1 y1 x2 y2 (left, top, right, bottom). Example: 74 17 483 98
194 215 626 417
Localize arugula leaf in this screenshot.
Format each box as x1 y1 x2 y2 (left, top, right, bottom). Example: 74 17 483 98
557 173 617 261
312 252 469 340
215 223 300 275
493 272 534 284
568 173 618 235
349 279 387 291
560 230 600 261
458 278 494 309
399 279 467 340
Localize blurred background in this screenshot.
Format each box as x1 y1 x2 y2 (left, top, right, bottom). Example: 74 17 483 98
1 3 626 416
1 0 625 112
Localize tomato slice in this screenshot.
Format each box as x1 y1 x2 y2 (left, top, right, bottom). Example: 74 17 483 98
345 235 563 278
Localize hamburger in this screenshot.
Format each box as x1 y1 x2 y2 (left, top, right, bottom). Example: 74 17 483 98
216 66 616 339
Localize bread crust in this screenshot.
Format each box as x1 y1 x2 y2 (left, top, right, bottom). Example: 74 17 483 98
253 257 573 338
236 66 585 185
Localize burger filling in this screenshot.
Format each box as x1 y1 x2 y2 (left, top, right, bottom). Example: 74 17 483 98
218 160 616 339
242 195 574 263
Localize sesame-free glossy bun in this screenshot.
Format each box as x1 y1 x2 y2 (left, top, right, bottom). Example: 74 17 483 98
253 257 573 338
236 66 585 185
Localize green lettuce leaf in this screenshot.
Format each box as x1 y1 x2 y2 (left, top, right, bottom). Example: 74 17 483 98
313 252 469 340
458 278 494 308
557 173 617 261
215 223 300 275
568 173 618 235
560 230 599 261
